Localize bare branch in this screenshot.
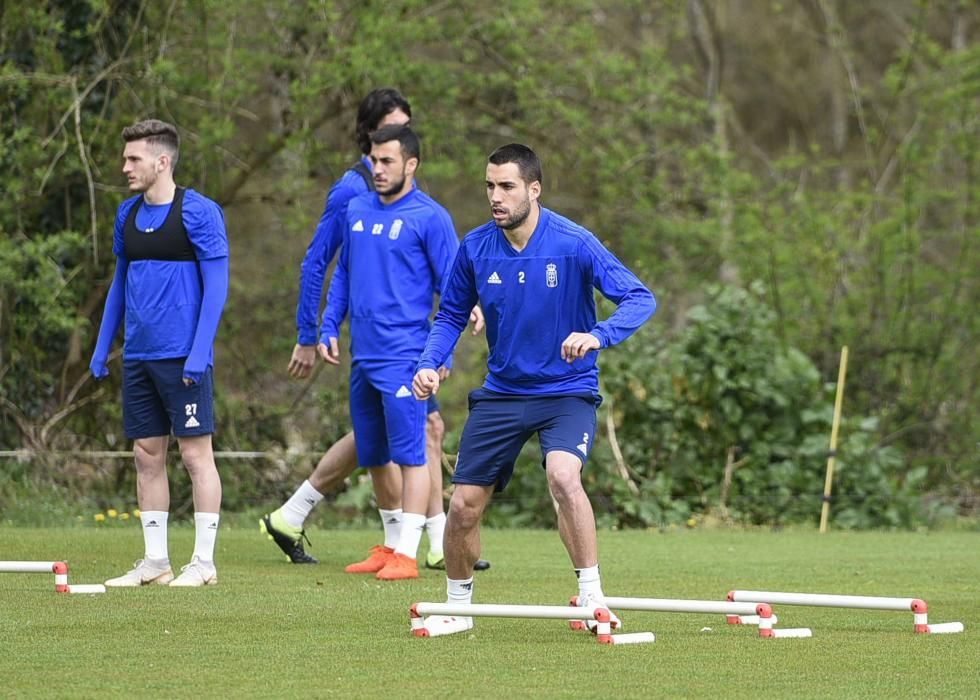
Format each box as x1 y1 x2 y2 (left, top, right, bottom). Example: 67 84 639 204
71 77 100 264
605 399 640 497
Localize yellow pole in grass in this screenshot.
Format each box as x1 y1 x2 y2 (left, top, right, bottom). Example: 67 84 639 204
819 346 849 533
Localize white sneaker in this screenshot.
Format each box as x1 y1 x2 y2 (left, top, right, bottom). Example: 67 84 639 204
422 615 474 637
104 559 174 587
169 556 217 587
578 593 623 631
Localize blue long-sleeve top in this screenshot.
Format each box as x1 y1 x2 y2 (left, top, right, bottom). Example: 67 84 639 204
89 189 229 382
320 188 459 362
417 206 655 396
295 159 372 345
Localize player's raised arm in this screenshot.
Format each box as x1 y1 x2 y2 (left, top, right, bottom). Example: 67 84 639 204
579 234 656 349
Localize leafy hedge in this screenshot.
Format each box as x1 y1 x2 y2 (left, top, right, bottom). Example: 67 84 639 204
483 284 945 530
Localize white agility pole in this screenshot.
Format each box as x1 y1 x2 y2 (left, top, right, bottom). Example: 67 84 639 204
0 561 64 573
729 590 963 634
571 596 811 639
1 560 105 594
410 602 648 645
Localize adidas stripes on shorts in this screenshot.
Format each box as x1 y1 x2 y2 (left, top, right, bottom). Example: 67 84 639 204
349 359 427 468
453 389 598 493
122 358 215 439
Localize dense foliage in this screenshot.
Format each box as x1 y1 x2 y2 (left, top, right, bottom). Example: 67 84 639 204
1 1 976 527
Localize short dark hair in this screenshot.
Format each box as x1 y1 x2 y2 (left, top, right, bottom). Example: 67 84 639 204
488 143 542 185
370 123 420 162
356 88 412 155
121 119 180 168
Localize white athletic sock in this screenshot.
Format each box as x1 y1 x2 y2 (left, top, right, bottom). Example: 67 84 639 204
281 480 324 529
447 576 474 605
140 510 169 562
395 512 426 558
379 508 403 549
576 564 602 599
192 512 220 563
425 512 446 556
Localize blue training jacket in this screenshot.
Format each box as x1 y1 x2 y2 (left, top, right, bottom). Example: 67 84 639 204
321 187 459 362
417 206 655 396
295 159 372 345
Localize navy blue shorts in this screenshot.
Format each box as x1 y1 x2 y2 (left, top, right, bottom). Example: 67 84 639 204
122 358 215 439
349 360 427 467
453 389 598 492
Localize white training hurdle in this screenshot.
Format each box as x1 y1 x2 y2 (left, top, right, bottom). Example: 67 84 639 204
570 595 812 639
728 590 963 634
0 561 106 594
410 602 653 644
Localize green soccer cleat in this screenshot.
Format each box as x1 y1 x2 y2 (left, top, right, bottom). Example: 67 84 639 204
424 552 491 571
260 510 318 564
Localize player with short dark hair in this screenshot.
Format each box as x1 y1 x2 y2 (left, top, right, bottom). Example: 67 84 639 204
263 89 488 572
413 143 656 632
91 118 229 587
318 124 458 580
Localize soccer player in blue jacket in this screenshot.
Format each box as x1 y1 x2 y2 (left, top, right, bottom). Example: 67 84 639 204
319 124 459 580
261 89 487 571
413 143 656 632
90 119 229 588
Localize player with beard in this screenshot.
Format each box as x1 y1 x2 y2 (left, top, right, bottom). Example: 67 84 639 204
90 119 229 588
412 143 656 633
319 124 460 580
262 88 488 573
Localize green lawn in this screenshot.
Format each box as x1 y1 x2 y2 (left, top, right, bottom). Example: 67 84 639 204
1 526 977 698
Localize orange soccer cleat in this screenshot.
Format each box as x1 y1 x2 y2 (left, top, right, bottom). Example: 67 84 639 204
375 553 419 580
344 545 395 574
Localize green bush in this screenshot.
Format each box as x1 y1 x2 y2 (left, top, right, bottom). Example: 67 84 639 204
596 283 932 529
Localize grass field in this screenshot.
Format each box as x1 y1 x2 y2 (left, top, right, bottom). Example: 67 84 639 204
1 526 977 698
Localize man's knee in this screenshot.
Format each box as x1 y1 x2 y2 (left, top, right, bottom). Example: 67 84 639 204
133 437 167 471
447 489 483 530
178 435 216 473
546 459 585 504
426 411 445 445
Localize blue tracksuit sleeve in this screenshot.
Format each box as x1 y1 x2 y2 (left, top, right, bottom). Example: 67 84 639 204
89 256 129 379
182 256 229 382
425 208 460 296
417 246 477 371
320 233 350 344
425 208 460 369
580 236 656 348
295 174 363 346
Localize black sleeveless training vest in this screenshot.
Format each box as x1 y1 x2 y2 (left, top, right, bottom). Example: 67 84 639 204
123 187 196 261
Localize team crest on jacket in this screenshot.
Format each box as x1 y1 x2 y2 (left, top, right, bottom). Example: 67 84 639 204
389 219 403 240
546 263 558 288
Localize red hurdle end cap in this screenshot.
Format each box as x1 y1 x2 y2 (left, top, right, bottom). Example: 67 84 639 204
911 599 927 613
53 562 69 575
597 634 613 645
726 615 742 625
569 595 579 606
410 603 421 618
726 590 735 602
413 628 430 638
756 603 773 618
594 608 611 623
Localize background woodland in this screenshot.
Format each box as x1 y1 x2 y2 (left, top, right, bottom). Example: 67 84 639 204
1 0 977 528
